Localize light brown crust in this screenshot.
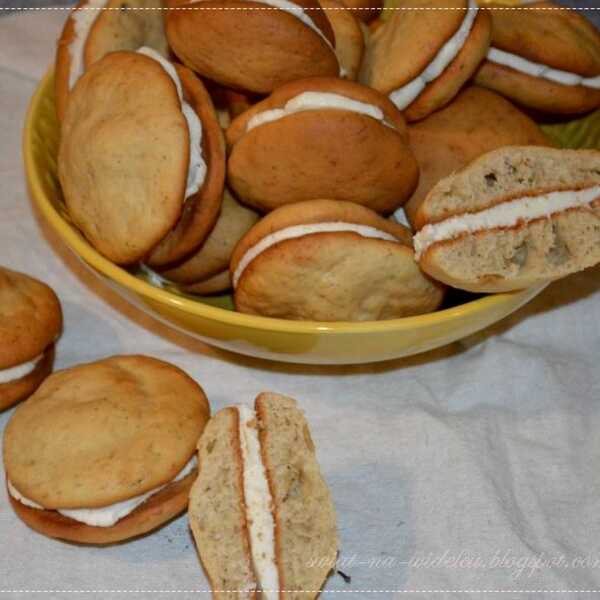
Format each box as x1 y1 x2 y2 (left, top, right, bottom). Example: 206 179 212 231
58 51 188 264
165 0 339 94
4 355 210 509
404 86 553 227
402 10 491 122
230 199 413 274
226 79 417 214
146 64 227 267
359 0 468 93
474 61 600 116
160 188 259 284
182 270 232 295
0 346 55 412
8 470 197 545
54 0 80 123
0 267 62 368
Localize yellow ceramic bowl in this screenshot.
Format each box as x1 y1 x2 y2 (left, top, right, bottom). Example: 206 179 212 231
23 71 580 365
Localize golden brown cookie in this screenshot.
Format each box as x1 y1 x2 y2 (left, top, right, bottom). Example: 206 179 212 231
3 355 210 544
413 147 600 293
165 0 339 94
226 77 419 214
59 50 225 266
474 2 600 115
231 200 445 321
55 0 169 122
359 0 491 121
0 267 62 412
340 0 382 23
403 86 554 229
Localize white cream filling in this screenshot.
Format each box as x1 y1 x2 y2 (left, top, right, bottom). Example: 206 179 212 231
233 222 398 288
8 455 198 528
413 186 600 259
237 405 279 600
68 0 108 90
137 46 207 199
0 354 44 385
246 91 390 132
487 47 600 90
389 0 478 110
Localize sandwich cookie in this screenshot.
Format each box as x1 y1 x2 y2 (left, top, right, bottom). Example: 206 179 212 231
231 200 445 321
159 189 261 294
0 268 62 412
189 392 337 600
55 0 169 122
474 2 600 115
3 355 210 544
226 77 419 214
359 0 491 122
59 48 225 266
318 0 365 80
402 86 553 229
165 0 339 94
413 147 600 293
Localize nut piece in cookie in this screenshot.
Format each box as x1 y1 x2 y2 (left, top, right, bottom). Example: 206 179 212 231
413 147 600 293
165 0 339 94
55 0 169 122
59 49 225 266
189 392 337 600
3 355 210 544
0 267 62 412
474 2 600 115
230 199 445 321
402 86 554 229
359 0 491 122
226 77 419 214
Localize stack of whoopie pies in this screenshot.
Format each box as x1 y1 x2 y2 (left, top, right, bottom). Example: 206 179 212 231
54 0 600 323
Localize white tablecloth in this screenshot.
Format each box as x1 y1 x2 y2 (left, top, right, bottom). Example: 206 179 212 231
1 9 600 600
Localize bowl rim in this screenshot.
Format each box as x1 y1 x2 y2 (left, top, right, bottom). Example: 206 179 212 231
24 68 543 336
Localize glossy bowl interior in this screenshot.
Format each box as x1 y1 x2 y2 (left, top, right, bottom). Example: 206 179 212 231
24 70 597 364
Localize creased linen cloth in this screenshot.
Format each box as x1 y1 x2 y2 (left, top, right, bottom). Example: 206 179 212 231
1 9 600 600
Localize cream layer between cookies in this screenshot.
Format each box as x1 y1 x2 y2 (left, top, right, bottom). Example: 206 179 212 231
246 91 393 132
388 0 478 110
137 47 207 199
233 222 398 287
0 353 44 385
237 405 279 600
486 47 600 89
413 186 600 260
68 0 108 89
8 455 198 527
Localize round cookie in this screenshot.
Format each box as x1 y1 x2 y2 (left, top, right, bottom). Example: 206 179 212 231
226 77 419 214
359 0 491 122
165 0 339 94
3 355 210 544
413 147 600 293
402 86 554 229
160 188 260 292
59 50 225 266
0 267 62 412
231 200 445 321
474 2 600 115
55 0 169 122
340 0 382 23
